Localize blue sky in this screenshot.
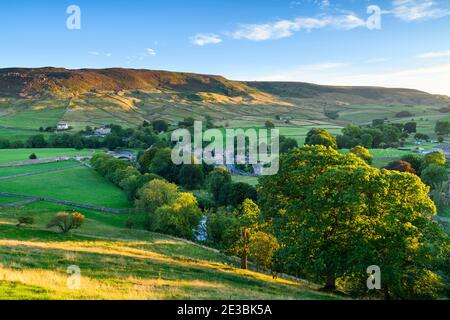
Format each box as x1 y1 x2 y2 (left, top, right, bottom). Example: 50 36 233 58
1 0 450 95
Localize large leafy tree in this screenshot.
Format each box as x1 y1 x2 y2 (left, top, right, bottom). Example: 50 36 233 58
259 145 449 298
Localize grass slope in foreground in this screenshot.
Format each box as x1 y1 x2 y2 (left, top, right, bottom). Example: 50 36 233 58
0 202 336 300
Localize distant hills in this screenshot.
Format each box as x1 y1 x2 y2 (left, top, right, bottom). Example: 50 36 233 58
0 67 448 131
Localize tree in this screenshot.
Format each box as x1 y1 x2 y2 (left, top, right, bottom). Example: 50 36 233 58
385 160 416 174
27 134 47 148
279 136 298 154
372 119 385 127
152 192 202 240
423 151 446 167
401 154 423 175
47 212 85 233
248 231 280 270
421 164 448 188
138 148 158 173
206 208 240 250
178 164 204 190
435 121 450 135
265 120 275 129
206 168 232 202
152 120 169 133
350 146 373 165
226 182 257 207
305 128 337 149
149 148 179 182
17 216 34 227
404 122 417 133
135 179 179 216
231 199 261 270
415 133 430 141
258 145 448 297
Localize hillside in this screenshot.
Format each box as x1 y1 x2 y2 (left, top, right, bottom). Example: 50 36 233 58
0 67 448 136
0 149 336 299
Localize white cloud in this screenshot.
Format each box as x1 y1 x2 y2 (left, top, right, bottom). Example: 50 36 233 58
192 33 222 46
88 51 100 56
231 15 366 41
146 48 156 56
417 50 450 59
391 0 450 22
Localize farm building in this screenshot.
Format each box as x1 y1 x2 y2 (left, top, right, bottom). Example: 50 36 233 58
56 123 69 130
95 127 112 136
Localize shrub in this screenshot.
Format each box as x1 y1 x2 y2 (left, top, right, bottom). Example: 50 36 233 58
152 193 202 240
423 151 446 168
305 128 337 149
47 212 85 233
385 161 416 174
421 164 448 188
17 216 34 227
29 153 38 160
249 231 280 270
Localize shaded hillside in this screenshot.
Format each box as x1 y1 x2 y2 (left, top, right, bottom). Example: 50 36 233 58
245 81 449 105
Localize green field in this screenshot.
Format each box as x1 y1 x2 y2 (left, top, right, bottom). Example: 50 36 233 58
0 201 335 300
0 196 25 205
0 166 131 209
0 160 80 177
0 148 95 164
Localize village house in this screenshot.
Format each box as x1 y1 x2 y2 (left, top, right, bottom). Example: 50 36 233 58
95 126 112 136
56 122 69 130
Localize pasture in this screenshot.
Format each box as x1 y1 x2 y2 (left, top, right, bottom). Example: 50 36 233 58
0 148 95 164
0 166 131 209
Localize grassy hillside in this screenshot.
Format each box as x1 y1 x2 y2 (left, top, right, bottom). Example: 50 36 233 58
0 159 336 300
0 68 448 139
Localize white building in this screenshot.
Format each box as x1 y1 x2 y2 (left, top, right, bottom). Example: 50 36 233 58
95 127 112 136
56 123 69 130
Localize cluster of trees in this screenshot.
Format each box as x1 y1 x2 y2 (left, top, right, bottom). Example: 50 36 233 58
0 122 170 150
385 151 448 215
91 153 162 201
206 168 257 208
206 199 279 270
436 121 450 136
135 179 203 240
336 123 407 149
258 145 449 299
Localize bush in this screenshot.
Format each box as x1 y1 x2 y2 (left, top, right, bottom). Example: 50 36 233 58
421 164 448 188
305 128 337 149
401 154 423 175
178 164 204 190
17 216 34 227
423 151 446 168
385 161 416 174
249 231 280 270
152 193 202 240
29 153 38 160
206 209 240 249
47 212 85 233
